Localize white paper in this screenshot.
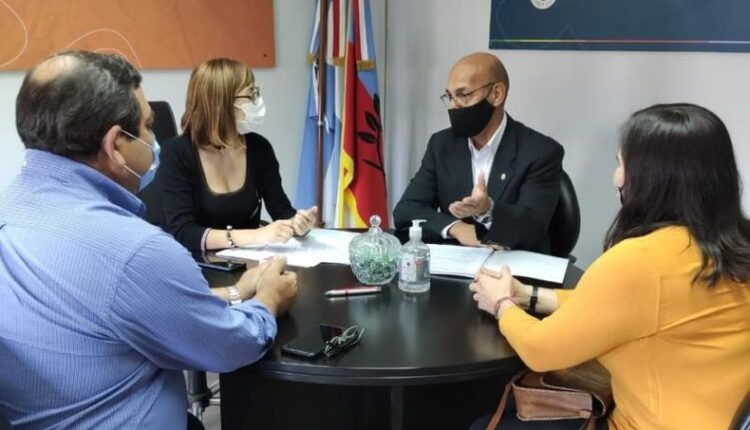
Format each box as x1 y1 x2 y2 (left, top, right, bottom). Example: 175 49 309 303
428 244 493 278
240 237 304 251
482 250 568 283
217 228 358 267
218 229 568 283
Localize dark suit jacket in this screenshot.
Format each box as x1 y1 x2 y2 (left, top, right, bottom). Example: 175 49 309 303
393 115 564 253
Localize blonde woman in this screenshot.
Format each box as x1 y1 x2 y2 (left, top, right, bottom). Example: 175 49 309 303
160 58 317 253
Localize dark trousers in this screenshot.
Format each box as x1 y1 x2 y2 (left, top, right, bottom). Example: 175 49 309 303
0 415 11 430
469 414 608 430
187 413 205 430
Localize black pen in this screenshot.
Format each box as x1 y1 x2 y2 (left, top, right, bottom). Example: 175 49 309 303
324 286 382 297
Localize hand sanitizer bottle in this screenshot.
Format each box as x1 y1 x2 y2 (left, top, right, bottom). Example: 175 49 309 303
398 220 430 293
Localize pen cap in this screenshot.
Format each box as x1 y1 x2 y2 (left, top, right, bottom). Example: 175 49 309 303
409 219 426 241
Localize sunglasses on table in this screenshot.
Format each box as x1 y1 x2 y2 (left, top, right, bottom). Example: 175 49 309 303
323 325 365 358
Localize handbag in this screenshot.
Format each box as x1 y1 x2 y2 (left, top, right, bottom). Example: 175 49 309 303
486 361 614 430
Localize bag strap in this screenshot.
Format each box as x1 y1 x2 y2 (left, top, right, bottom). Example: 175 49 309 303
485 372 524 430
578 416 595 430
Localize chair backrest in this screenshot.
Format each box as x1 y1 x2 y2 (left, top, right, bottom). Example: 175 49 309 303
731 391 750 430
548 170 581 259
138 101 179 226
149 101 180 143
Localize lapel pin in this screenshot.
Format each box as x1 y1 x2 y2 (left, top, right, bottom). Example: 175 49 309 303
500 173 506 181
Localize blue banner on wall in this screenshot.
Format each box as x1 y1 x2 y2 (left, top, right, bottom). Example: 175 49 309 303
489 0 750 52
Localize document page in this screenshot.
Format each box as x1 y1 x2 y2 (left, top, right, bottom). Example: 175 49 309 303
428 244 494 278
216 229 358 267
482 250 569 284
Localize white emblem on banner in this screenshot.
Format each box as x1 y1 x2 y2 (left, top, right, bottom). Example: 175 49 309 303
530 0 556 10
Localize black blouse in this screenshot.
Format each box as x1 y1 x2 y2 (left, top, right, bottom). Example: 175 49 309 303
158 133 297 252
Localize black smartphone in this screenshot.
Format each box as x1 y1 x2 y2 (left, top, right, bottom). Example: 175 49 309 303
196 260 245 272
281 324 344 358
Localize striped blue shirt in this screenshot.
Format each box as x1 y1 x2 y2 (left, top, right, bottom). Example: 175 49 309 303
0 150 277 429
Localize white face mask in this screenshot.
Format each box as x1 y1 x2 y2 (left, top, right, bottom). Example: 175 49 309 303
235 96 266 135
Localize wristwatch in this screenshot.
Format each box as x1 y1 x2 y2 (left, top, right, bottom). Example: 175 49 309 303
226 285 242 306
475 197 495 225
528 286 539 313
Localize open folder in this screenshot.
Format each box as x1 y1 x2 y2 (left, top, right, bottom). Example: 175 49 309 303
428 244 569 284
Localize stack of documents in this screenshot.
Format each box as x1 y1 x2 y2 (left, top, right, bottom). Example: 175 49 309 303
217 229 358 268
217 229 569 284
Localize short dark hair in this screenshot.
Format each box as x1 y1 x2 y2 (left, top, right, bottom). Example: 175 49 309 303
15 50 143 160
605 103 750 286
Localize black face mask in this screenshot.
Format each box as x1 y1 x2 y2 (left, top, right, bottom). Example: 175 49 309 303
448 98 495 138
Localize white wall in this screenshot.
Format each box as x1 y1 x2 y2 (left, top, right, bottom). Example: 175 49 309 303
383 0 750 268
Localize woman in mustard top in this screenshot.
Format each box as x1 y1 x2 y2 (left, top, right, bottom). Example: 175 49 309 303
471 104 750 430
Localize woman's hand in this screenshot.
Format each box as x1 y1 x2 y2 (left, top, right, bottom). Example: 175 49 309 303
292 206 318 236
252 219 295 244
469 265 516 318
480 267 530 302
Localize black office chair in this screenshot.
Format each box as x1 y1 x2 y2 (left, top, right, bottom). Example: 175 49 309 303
547 170 581 262
138 101 178 227
140 101 220 422
732 391 750 430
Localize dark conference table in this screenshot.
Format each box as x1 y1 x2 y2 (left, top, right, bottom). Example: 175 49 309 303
205 260 583 430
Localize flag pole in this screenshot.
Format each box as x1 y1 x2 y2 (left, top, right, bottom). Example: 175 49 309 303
315 0 328 226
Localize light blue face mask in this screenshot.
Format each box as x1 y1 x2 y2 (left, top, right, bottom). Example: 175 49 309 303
120 129 161 191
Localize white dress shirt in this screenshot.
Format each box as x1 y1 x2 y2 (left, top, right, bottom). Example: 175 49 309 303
442 113 508 239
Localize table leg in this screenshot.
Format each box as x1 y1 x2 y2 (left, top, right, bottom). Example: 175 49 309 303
390 385 404 430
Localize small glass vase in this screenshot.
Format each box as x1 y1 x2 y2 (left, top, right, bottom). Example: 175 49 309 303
348 215 400 285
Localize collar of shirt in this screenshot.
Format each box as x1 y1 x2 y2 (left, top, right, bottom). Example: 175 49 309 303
20 149 146 217
467 111 508 184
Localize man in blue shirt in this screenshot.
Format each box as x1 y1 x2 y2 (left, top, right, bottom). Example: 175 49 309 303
0 51 298 429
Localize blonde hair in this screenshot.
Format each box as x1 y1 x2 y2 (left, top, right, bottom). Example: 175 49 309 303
181 58 254 149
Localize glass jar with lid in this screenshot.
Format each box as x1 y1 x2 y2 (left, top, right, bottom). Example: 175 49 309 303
348 215 400 285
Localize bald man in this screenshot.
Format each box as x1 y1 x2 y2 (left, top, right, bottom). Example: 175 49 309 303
393 53 564 253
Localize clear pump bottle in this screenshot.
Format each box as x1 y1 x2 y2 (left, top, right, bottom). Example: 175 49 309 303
398 220 431 293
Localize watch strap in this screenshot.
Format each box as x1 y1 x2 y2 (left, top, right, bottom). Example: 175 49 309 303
528 285 539 313
226 285 242 306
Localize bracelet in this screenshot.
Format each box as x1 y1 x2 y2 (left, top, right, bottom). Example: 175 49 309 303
493 296 517 319
226 225 238 249
201 228 211 251
529 286 539 313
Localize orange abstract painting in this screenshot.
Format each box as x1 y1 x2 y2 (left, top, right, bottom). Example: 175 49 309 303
0 0 275 70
